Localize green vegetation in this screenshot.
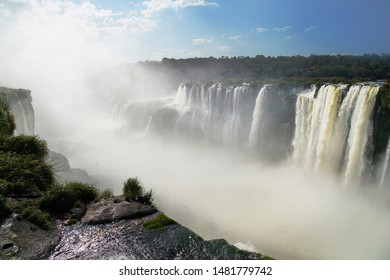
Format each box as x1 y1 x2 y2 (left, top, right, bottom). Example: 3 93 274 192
67 218 78 225
123 177 153 205
138 54 390 85
19 207 51 230
0 134 49 159
0 101 107 226
143 213 177 230
0 195 10 223
40 182 99 217
374 82 390 159
99 188 114 200
0 100 16 136
0 152 54 196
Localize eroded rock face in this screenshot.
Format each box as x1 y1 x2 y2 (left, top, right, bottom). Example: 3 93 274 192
81 197 156 225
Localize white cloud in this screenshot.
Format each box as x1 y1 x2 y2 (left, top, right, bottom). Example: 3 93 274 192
273 25 292 32
192 38 206 45
285 36 292 40
229 35 241 42
141 0 219 17
0 4 11 17
0 1 158 35
305 25 315 32
217 45 230 52
256 27 268 33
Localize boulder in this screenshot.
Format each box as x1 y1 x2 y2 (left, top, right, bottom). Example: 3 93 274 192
81 197 156 225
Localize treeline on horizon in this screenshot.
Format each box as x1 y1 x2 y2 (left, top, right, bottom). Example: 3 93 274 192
138 53 390 85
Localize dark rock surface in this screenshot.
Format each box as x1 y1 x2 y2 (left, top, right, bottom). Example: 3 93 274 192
0 214 59 260
81 197 157 224
50 212 265 260
0 197 268 260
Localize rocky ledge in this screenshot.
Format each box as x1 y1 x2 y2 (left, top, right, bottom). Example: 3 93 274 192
0 197 269 260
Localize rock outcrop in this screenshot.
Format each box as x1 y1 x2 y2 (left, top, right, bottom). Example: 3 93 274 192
81 196 156 224
46 151 94 184
1 197 269 260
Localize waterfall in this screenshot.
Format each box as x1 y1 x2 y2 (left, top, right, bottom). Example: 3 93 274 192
291 84 381 186
328 85 361 173
379 138 390 188
248 85 268 150
343 85 379 187
292 86 316 162
0 87 35 135
174 83 258 145
113 82 384 185
176 84 188 106
292 84 346 170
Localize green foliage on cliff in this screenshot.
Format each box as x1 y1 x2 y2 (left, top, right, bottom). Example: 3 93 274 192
0 135 49 160
0 195 10 223
143 213 177 230
0 100 16 136
374 82 390 158
0 101 53 199
123 177 153 205
0 152 54 196
20 207 51 230
40 182 100 217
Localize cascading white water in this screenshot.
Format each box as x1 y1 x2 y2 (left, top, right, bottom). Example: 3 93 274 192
248 85 268 150
14 99 35 135
343 85 379 187
174 83 257 145
176 84 188 106
113 82 384 186
328 85 361 173
379 138 390 188
303 84 346 171
292 86 316 162
292 84 381 186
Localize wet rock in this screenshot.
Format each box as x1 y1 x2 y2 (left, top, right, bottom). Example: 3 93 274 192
0 214 59 259
81 198 156 225
50 213 267 260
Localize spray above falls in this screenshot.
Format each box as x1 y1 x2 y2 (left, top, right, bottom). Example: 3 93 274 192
112 82 387 187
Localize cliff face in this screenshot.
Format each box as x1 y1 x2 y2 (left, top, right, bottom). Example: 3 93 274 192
0 87 35 135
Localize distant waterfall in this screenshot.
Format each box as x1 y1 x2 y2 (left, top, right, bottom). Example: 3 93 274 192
113 82 384 185
249 85 269 149
292 86 316 162
379 138 390 188
0 87 35 135
174 83 258 145
291 84 380 186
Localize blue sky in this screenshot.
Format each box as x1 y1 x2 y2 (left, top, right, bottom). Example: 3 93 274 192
0 0 389 63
